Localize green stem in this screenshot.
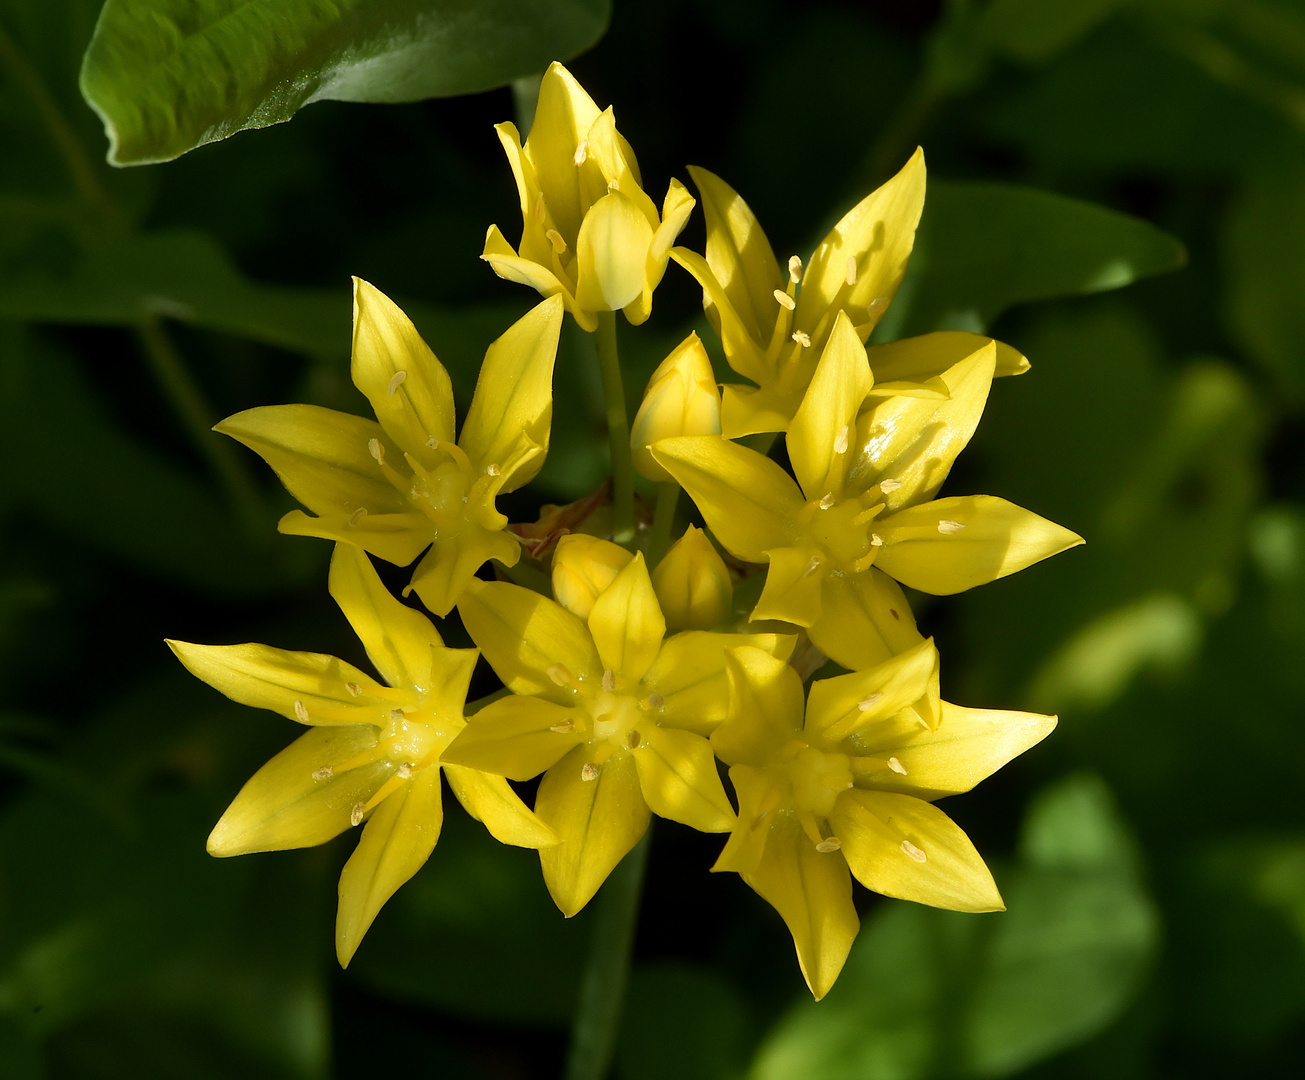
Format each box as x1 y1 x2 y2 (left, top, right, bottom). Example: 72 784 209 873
137 317 265 538
593 312 636 547
647 482 679 567
564 830 652 1080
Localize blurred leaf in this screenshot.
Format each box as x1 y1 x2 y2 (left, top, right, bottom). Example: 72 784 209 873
616 963 750 1080
79 0 611 165
981 0 1130 63
879 181 1186 338
750 773 1157 1080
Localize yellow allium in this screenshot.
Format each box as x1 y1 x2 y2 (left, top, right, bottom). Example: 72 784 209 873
444 554 795 916
217 279 563 616
653 313 1084 670
483 62 695 331
630 332 722 482
169 545 555 967
650 525 733 630
714 642 1055 999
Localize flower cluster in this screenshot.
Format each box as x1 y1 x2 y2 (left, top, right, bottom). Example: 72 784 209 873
173 62 1081 998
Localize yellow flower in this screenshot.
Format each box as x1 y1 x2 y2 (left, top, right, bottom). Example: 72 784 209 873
443 554 796 916
168 545 555 967
671 152 1028 437
650 525 733 630
713 641 1056 999
217 279 563 616
482 62 695 331
630 332 722 482
653 313 1084 671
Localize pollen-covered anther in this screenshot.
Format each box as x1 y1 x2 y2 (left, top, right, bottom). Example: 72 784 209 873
815 837 842 853
879 478 902 493
804 555 823 578
626 729 641 750
573 140 589 165
938 519 967 534
311 766 333 781
390 708 405 720
833 425 849 455
534 191 547 223
546 228 567 254
581 762 600 782
867 296 890 317
870 533 883 547
900 840 927 862
788 255 802 283
888 756 908 775
602 668 616 693
791 330 812 348
819 492 835 510
645 692 665 710
858 692 883 712
368 438 385 464
549 719 576 733
773 289 796 311
350 802 366 827
348 507 367 526
387 370 407 396
397 763 413 779
346 682 362 697
607 177 620 192
426 436 440 449
485 463 501 477
846 257 858 286
294 700 309 722
547 663 574 688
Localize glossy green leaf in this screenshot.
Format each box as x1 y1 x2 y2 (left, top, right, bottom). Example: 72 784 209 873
79 0 611 165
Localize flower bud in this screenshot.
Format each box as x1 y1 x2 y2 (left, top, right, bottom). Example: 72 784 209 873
630 334 721 481
652 526 733 630
552 534 634 618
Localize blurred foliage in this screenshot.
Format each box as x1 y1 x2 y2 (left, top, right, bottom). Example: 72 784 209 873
2 0 1305 1077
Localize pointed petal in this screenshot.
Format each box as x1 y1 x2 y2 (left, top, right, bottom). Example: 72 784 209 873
644 631 796 736
440 694 582 781
278 507 432 567
443 763 557 848
788 313 874 498
650 525 733 631
805 638 939 744
866 330 1028 382
587 553 665 684
168 640 380 724
407 527 520 619
809 568 924 672
575 190 656 313
335 766 443 966
753 545 826 627
876 495 1085 595
585 108 658 226
457 578 601 705
628 178 697 325
651 436 802 562
830 789 1003 912
712 646 805 767
553 534 635 618
482 225 589 330
350 278 455 465
634 726 735 833
719 383 798 440
712 764 786 876
630 333 721 483
743 815 859 1001
207 725 391 855
537 746 650 916
669 246 769 384
526 63 601 240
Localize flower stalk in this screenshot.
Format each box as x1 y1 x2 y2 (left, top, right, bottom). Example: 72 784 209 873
648 482 679 567
594 311 636 546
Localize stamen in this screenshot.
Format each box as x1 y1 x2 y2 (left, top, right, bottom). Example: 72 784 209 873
397 763 413 779
411 477 430 500
646 693 665 710
607 177 620 192
626 729 641 749
879 478 902 493
485 463 501 477
791 330 812 348
574 140 589 165
867 297 890 318
426 436 440 449
311 766 333 781
804 555 823 577
788 255 802 283
888 756 908 775
815 837 842 853
550 719 576 733
368 438 385 465
387 370 407 396
390 708 405 721
858 693 883 712
581 762 600 782
846 256 858 286
773 289 796 311
819 492 835 510
294 700 309 722
833 425 849 455
602 669 616 693
534 191 546 223
546 228 567 254
938 519 966 534
346 682 362 697
348 507 367 527
547 663 573 687
900 839 927 863
870 533 883 547
350 803 366 827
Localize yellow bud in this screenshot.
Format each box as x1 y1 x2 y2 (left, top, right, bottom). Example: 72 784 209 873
651 526 733 630
630 334 722 481
552 534 634 618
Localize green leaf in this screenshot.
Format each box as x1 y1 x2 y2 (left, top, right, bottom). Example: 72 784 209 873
79 0 612 165
750 774 1158 1080
877 181 1187 338
980 0 1130 63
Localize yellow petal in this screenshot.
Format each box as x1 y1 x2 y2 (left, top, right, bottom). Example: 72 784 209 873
651 436 802 562
458 295 563 492
167 640 379 723
809 567 924 672
669 246 769 385
537 745 651 917
787 313 873 498
712 646 805 767
627 178 697 325
406 527 521 618
207 725 391 855
442 763 558 848
630 333 722 482
350 278 455 465
849 341 996 512
328 544 445 690
335 765 443 967
753 545 825 627
742 814 859 1001
633 725 735 833
482 223 585 326
719 382 800 440
525 62 602 240
552 533 634 618
875 495 1085 595
457 578 601 704
829 789 1004 912
712 764 787 876
851 701 1056 799
795 148 926 342
587 553 666 684
805 638 939 744
651 525 733 631
644 630 796 736
575 190 656 313
440 694 582 781
866 329 1028 382
585 107 658 226
277 507 432 567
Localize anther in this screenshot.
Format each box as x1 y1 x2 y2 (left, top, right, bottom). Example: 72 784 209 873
311 766 333 781
867 297 890 317
346 682 362 697
546 228 567 254
788 255 802 283
550 719 576 733
294 700 309 722
888 757 908 775
397 763 413 780
773 289 796 311
534 192 546 223
804 555 823 577
574 140 589 165
751 810 768 831
351 803 366 826
485 463 501 477
607 177 620 192
938 519 966 534
833 425 849 455
547 663 573 687
900 840 927 862
390 708 405 721
815 837 842 853
819 492 835 509
870 533 883 547
426 436 439 449
387 370 407 396
646 693 665 710
846 256 858 286
368 438 385 464
791 330 812 348
348 507 367 527
626 729 641 750
602 669 616 693
858 693 883 712
879 478 902 493
581 762 600 782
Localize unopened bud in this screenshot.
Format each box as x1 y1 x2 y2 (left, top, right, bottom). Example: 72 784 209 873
651 525 733 630
552 534 634 618
630 333 721 482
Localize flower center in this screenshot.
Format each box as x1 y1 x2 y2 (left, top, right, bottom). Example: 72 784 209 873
797 495 881 572
786 744 854 817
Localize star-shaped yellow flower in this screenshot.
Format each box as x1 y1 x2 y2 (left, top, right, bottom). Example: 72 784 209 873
713 640 1055 999
671 152 1028 437
217 279 562 616
483 62 695 331
443 550 795 916
653 312 1084 670
169 544 555 966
